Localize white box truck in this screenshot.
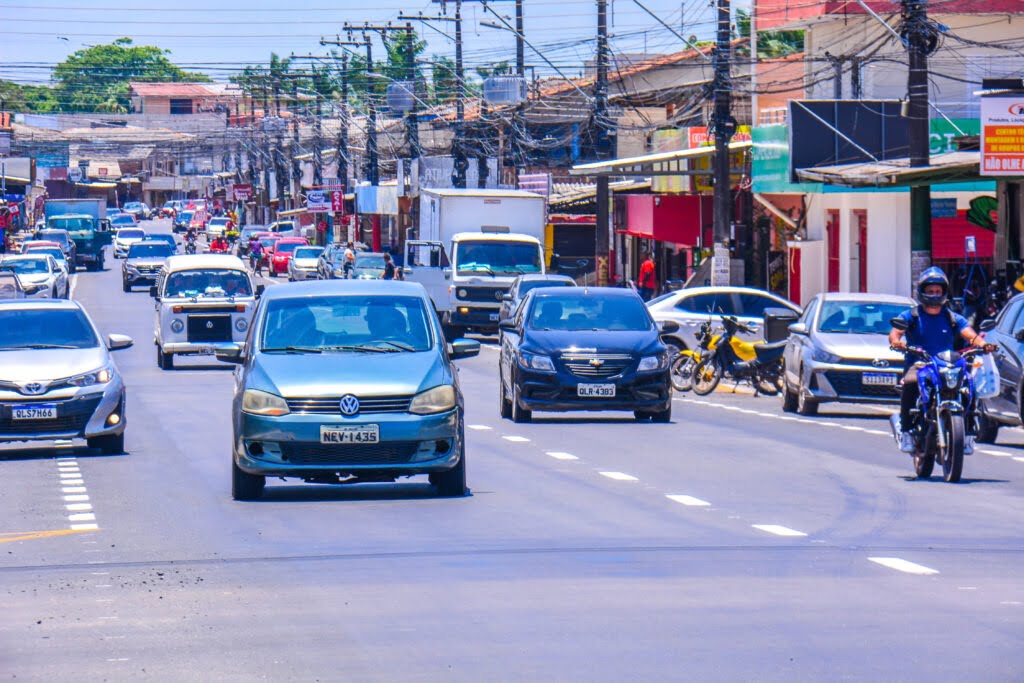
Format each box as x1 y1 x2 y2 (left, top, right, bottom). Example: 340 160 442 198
404 188 548 338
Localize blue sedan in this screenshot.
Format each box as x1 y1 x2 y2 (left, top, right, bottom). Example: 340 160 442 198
217 280 479 500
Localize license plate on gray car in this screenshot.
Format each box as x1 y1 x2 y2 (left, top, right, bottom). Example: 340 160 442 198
863 372 897 386
12 404 57 420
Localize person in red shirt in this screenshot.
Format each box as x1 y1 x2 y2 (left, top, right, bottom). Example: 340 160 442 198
638 252 657 301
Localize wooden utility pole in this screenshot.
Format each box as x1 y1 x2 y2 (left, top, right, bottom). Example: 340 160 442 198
595 0 611 286
711 0 735 285
904 0 933 280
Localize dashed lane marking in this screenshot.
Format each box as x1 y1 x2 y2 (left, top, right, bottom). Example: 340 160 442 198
868 557 940 575
752 524 808 538
979 450 1013 457
467 424 492 431
666 494 711 507
69 273 78 299
546 451 579 460
676 397 894 438
1015 457 1024 463
599 471 639 481
502 435 530 443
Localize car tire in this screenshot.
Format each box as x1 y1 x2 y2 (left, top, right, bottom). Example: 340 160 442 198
87 432 124 455
636 405 672 423
511 381 532 423
430 450 467 497
157 346 174 370
796 373 818 416
976 409 1000 444
498 370 513 419
782 380 798 412
122 279 131 293
232 460 265 501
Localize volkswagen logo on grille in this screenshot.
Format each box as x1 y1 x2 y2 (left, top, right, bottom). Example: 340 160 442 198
589 358 605 368
339 394 360 416
495 290 505 302
871 358 890 368
22 382 45 395
206 321 214 329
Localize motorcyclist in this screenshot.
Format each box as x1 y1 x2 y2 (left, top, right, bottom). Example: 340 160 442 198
889 266 987 453
184 227 198 254
210 235 229 253
248 237 264 276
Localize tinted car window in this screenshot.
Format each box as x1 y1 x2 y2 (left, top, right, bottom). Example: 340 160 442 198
165 269 251 298
2 259 50 274
529 294 652 331
736 292 786 318
676 292 735 316
128 243 174 258
293 247 323 259
0 308 98 348
997 300 1024 334
117 229 146 240
817 301 912 334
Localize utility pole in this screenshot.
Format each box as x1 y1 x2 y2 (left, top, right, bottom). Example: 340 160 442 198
290 77 302 209
595 0 611 287
324 32 378 186
904 0 933 280
711 0 736 285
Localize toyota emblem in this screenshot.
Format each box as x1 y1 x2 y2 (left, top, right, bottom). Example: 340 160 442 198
871 358 889 368
22 382 45 395
339 394 361 416
206 321 214 329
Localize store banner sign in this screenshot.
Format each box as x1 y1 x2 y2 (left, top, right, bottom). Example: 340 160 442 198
306 189 331 213
981 97 1024 175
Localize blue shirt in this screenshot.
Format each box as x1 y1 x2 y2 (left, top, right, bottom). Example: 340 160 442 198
897 306 968 369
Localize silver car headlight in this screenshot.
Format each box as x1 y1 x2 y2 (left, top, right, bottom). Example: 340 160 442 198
68 366 113 387
638 353 668 372
242 389 290 416
235 318 248 332
409 385 457 415
518 351 555 372
812 347 843 364
170 318 185 333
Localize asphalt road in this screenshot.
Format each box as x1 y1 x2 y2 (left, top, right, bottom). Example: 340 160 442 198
2 219 1024 681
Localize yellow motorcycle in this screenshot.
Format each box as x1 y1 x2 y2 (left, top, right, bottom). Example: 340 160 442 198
690 316 785 396
669 320 717 392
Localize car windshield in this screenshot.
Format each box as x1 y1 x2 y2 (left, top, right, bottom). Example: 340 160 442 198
2 259 49 274
259 238 278 248
519 279 574 296
49 218 93 236
112 216 136 225
128 243 174 258
261 294 433 353
529 294 652 331
179 212 194 220
355 254 384 270
164 269 252 298
817 301 912 334
209 218 229 225
38 231 69 244
293 247 323 259
117 229 146 240
125 203 143 210
0 308 98 349
274 242 303 255
27 247 65 262
455 241 541 275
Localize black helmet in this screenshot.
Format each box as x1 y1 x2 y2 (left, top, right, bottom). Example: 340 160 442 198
917 266 949 307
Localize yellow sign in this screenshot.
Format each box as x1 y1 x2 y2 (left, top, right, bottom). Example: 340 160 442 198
689 126 751 193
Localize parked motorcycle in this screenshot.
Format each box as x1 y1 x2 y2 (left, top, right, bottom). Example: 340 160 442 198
888 343 994 484
690 316 787 396
669 319 715 392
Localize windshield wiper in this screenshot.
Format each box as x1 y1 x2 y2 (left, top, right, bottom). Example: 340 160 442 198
1 343 79 350
461 265 496 276
376 340 417 352
320 344 396 353
262 346 323 354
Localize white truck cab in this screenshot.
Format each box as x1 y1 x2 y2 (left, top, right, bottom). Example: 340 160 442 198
151 255 262 369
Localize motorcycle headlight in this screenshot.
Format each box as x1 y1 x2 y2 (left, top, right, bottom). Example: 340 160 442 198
942 367 962 389
638 353 668 372
68 366 113 387
242 389 290 416
812 347 843 364
170 318 185 333
518 351 555 372
409 385 456 415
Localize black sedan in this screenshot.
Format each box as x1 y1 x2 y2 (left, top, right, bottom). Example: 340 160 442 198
498 287 677 423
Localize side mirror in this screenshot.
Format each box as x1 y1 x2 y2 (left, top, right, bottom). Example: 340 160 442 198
890 317 909 331
979 319 997 332
788 322 809 336
256 284 266 297
449 338 481 360
107 333 134 350
215 344 245 363
1015 328 1024 343
149 285 159 298
659 320 680 334
443 268 451 281
498 319 517 333
549 253 561 271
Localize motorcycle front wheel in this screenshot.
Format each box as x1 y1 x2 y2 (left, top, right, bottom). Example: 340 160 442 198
691 358 722 396
939 412 965 483
670 354 697 392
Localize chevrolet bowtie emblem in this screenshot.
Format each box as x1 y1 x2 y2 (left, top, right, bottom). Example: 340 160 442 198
589 358 605 367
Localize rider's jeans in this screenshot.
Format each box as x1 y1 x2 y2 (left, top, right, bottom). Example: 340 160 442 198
900 367 919 429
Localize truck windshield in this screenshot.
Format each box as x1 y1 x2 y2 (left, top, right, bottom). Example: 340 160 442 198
49 219 92 235
455 241 541 276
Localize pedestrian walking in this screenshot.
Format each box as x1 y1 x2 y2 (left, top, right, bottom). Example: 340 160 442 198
381 252 396 280
638 252 657 301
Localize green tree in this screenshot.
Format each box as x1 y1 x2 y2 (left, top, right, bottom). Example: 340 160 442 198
0 80 60 112
431 56 458 104
735 9 803 58
52 38 210 112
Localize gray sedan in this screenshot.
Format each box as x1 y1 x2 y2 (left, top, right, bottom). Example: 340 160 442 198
217 280 480 500
781 292 914 415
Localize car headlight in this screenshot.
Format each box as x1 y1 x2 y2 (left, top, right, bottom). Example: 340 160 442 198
68 366 113 387
23 283 46 294
125 264 139 273
518 351 555 372
638 353 668 372
242 389 290 416
408 385 457 415
941 367 962 389
170 318 185 333
456 288 468 300
235 318 248 332
812 347 843 364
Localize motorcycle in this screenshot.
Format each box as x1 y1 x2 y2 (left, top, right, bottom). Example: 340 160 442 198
690 316 787 396
887 337 994 482
208 240 230 255
184 236 197 255
669 319 716 392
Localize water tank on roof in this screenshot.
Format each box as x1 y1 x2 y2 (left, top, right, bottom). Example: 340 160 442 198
483 76 527 106
386 81 416 115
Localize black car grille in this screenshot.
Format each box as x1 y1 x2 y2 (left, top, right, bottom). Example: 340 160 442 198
561 353 634 378
458 286 507 303
824 370 900 397
135 264 161 273
284 396 413 415
280 441 419 465
0 395 103 435
187 314 232 342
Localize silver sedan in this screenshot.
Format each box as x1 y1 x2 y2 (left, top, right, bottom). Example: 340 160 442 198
0 254 69 299
781 292 914 415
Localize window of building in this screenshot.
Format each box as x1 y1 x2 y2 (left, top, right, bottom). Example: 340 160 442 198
169 99 194 115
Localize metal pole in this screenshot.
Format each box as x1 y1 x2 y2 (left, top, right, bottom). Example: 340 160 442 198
314 78 324 187
453 0 467 188
595 0 610 286
338 53 349 194
406 24 420 161
291 79 302 208
365 37 379 186
905 0 932 281
711 0 734 285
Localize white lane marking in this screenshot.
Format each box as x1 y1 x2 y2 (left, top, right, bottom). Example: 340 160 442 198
979 449 1013 457
68 513 96 522
59 472 81 479
107 658 130 662
599 471 639 481
58 467 80 473
958 586 978 591
502 435 530 443
868 557 939 575
62 487 87 494
56 456 76 461
676 397 894 438
64 495 90 502
69 273 78 299
667 494 711 507
1014 457 1024 464
467 424 492 431
1001 601 1022 606
752 524 808 537
91 572 109 575
61 479 84 486
66 503 93 512
71 523 99 531
546 451 579 460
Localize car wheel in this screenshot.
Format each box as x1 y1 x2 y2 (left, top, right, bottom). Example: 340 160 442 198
498 369 512 419
87 432 124 455
232 460 265 501
976 408 1000 444
430 448 467 497
122 278 131 293
157 346 174 370
511 381 532 423
781 378 798 412
796 372 818 416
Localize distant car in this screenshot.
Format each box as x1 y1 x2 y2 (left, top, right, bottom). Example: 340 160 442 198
0 271 25 299
0 254 69 299
122 202 151 221
141 233 178 253
173 211 194 233
33 229 77 265
189 210 210 231
647 286 802 358
267 237 310 277
21 240 62 254
122 240 176 292
217 279 479 500
255 234 283 269
236 226 266 256
0 299 132 454
22 246 70 278
350 252 387 280
498 287 675 423
206 216 234 239
110 214 138 232
499 273 577 322
318 243 349 280
287 246 324 282
781 292 914 415
266 220 297 237
112 228 147 259
975 292 1024 444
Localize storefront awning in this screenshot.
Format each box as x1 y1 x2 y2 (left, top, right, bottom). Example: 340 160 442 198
793 151 1015 187
753 193 797 230
75 181 118 189
570 141 751 177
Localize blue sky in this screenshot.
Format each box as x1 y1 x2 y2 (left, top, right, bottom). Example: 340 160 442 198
1 0 749 85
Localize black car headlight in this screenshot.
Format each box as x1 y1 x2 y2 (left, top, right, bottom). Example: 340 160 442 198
518 351 555 372
638 353 668 372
